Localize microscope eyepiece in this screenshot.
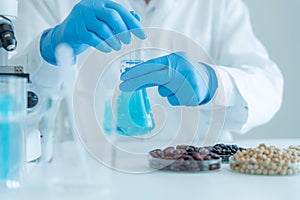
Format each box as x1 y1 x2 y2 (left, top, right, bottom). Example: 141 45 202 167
0 15 17 51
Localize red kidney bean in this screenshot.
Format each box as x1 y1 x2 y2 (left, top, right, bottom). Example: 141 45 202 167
149 145 222 172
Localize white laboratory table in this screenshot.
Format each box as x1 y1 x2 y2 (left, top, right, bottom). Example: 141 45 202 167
1 138 300 200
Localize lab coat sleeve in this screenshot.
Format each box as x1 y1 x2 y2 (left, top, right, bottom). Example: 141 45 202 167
209 0 284 134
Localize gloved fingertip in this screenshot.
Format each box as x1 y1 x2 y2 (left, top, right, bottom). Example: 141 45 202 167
114 45 122 51
130 11 141 21
119 84 124 91
120 72 128 81
118 32 131 45
105 48 113 53
129 11 147 40
105 37 122 51
168 95 180 106
131 29 147 40
96 43 112 53
119 82 131 92
169 100 180 106
111 43 122 51
102 46 112 53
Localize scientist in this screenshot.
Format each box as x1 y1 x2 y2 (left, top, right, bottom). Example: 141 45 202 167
11 0 283 161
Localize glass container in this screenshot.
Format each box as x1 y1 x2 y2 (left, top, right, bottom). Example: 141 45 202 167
116 60 155 136
0 76 27 188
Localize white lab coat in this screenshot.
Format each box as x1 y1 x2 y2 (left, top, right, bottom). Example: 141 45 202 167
10 0 283 161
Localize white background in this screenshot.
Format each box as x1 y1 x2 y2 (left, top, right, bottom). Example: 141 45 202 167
233 0 300 139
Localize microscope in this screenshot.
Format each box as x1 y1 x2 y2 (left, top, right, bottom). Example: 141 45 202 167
0 0 18 61
0 0 38 109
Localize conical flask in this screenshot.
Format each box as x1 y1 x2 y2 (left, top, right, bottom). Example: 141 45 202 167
116 60 155 136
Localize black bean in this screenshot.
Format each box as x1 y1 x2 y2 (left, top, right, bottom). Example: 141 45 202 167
182 155 193 160
186 146 195 152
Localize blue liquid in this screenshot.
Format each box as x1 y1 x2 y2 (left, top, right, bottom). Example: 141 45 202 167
0 94 24 187
116 88 155 136
103 100 113 135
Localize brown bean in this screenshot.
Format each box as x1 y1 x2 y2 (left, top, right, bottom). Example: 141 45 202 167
149 145 222 172
192 152 203 161
204 155 212 160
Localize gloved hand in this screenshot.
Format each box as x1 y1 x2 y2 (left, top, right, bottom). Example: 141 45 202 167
40 0 146 65
119 52 218 106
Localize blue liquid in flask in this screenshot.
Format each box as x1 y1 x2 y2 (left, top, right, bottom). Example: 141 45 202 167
116 60 155 136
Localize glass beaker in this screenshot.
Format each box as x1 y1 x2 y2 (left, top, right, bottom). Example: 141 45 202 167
0 76 27 188
116 60 155 136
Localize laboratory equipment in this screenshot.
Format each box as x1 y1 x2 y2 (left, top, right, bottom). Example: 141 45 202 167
148 145 221 172
0 15 16 52
116 59 155 136
0 0 38 188
0 76 27 188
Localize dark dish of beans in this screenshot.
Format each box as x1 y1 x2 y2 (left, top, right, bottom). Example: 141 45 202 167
148 145 221 172
206 144 247 163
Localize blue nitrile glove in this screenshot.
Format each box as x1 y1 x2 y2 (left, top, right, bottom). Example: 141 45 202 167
119 52 218 106
40 0 146 65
